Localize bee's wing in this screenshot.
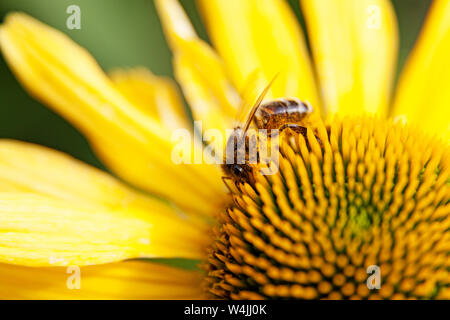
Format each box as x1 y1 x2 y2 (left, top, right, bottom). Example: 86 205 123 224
235 71 278 133
242 75 278 133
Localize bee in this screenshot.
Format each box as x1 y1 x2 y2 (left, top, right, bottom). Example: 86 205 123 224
222 76 313 187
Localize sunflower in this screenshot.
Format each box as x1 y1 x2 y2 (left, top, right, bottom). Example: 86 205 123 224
0 0 449 300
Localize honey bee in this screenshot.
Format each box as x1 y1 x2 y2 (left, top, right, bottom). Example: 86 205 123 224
222 76 313 187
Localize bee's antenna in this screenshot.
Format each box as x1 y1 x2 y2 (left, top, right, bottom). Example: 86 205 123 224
242 73 279 134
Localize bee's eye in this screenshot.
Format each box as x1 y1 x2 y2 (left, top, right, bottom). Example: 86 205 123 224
232 165 244 175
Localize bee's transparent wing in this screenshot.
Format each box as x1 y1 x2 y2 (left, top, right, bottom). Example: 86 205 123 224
234 71 278 133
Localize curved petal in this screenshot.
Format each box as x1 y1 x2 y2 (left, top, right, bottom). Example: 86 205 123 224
392 0 450 138
0 140 171 212
110 66 227 161
301 0 398 116
109 67 190 132
0 141 209 266
197 0 320 110
0 261 204 299
155 0 239 134
0 12 224 217
0 192 208 266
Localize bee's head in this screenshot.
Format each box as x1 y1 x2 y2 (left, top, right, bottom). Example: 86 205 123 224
221 163 253 186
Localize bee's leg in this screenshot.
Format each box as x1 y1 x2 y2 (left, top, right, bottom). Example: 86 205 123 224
278 123 307 137
221 176 235 193
279 123 324 148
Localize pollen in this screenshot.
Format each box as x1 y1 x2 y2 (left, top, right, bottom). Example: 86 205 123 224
204 116 450 299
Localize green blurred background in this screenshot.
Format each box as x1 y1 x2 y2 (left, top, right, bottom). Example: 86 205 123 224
0 0 432 170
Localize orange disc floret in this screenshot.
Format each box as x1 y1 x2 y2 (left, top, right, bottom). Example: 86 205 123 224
204 116 450 300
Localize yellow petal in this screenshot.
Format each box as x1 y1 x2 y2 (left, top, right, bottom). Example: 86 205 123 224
110 66 227 161
110 67 190 132
0 140 208 231
172 53 230 138
197 0 320 110
0 141 210 266
0 192 208 266
392 0 450 138
0 139 166 211
155 0 239 134
0 261 204 299
0 12 224 217
301 0 398 116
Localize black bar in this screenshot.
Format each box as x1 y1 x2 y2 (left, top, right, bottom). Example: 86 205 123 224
0 300 447 318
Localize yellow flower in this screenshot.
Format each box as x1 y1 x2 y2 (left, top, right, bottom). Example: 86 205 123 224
0 0 449 299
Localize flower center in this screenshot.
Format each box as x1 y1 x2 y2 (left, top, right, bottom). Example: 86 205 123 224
204 116 450 300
